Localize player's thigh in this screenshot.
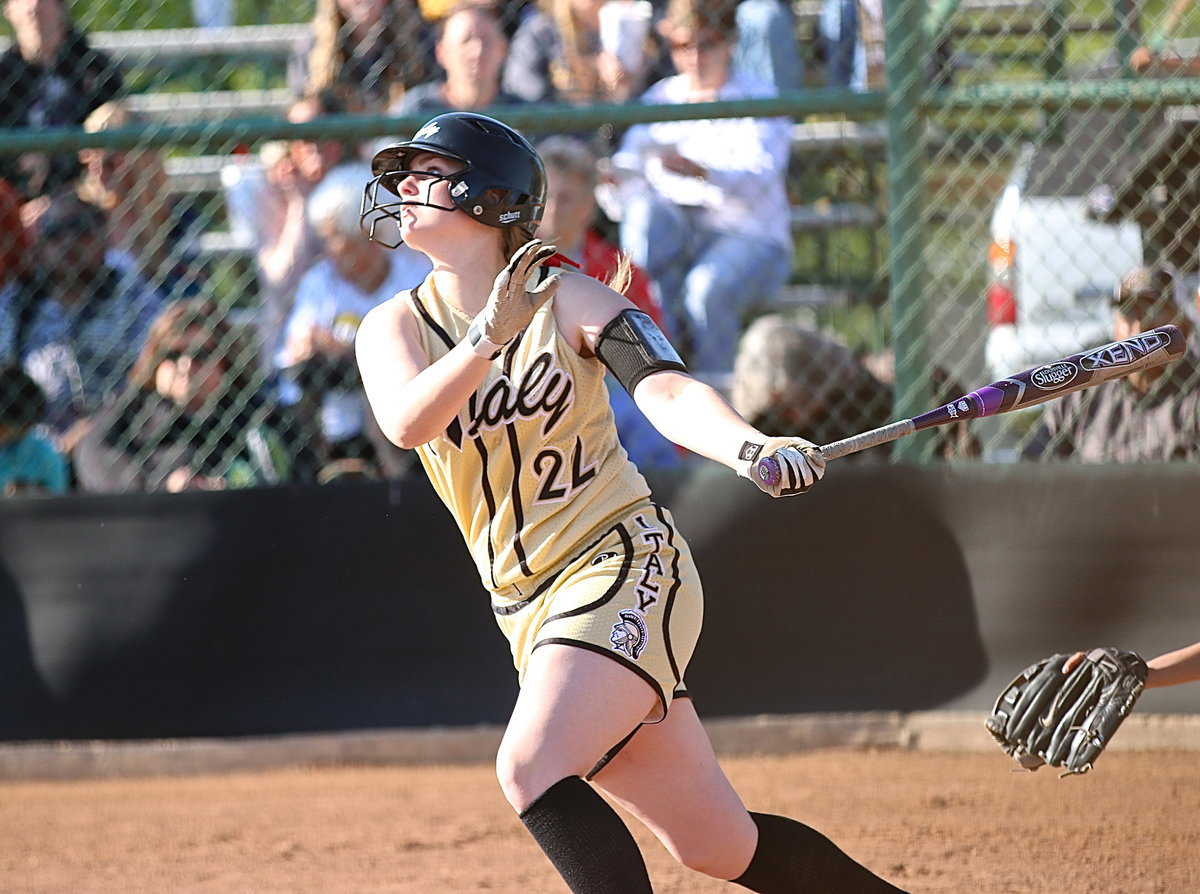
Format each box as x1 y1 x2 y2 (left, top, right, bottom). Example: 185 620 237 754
496 643 660 810
591 697 758 877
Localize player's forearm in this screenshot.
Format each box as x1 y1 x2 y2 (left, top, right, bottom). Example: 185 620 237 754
366 341 492 449
632 371 768 470
1146 641 1200 688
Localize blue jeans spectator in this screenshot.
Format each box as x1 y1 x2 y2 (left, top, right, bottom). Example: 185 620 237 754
733 0 804 91
821 0 862 89
621 195 791 376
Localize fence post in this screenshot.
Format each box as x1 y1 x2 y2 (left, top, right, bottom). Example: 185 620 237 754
885 0 931 462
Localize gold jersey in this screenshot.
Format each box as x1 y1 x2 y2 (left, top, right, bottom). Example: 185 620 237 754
404 277 656 601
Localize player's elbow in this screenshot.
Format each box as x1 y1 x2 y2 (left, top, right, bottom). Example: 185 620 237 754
631 368 692 411
381 420 433 451
366 405 427 450
372 383 476 449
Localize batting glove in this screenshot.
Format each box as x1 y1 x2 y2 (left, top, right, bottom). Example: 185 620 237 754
466 239 563 359
736 436 826 497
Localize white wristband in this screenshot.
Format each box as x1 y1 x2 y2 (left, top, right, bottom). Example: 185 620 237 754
465 319 505 360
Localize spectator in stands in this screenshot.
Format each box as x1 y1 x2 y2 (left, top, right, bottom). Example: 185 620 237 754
820 0 953 91
278 164 431 480
423 0 532 32
0 0 124 210
223 91 354 368
1129 0 1200 74
191 0 234 29
0 179 32 362
537 136 661 324
0 363 68 496
502 0 666 107
819 0 882 91
732 315 982 460
607 0 792 379
536 134 680 469
290 0 435 111
74 298 319 493
733 0 803 92
1023 263 1200 462
390 2 524 119
19 192 163 447
0 178 30 286
79 100 208 303
731 314 892 453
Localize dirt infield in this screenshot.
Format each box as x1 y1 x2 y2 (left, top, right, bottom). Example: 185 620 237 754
2 744 1197 894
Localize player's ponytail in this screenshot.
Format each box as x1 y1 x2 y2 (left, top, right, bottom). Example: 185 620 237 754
607 251 634 296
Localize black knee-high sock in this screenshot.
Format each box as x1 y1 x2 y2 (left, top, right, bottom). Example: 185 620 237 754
518 776 654 894
732 812 907 893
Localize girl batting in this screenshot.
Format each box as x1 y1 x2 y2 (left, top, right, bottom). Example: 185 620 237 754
356 111 906 893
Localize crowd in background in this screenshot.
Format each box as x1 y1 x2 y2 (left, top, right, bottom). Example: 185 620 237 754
1 0 1194 497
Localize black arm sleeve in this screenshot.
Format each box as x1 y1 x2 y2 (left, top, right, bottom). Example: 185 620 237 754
594 309 688 395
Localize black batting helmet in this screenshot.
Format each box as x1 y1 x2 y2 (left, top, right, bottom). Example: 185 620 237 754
362 112 546 247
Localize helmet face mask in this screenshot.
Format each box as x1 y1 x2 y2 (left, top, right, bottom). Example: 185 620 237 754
362 113 546 249
360 162 463 249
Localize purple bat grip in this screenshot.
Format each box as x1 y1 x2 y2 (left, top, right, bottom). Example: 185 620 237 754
754 455 782 487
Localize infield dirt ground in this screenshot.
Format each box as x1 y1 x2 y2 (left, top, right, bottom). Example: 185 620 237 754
0 746 1196 894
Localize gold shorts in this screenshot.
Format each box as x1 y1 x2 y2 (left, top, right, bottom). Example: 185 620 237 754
491 502 703 723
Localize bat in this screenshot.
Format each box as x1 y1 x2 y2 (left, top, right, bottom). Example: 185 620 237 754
754 324 1186 485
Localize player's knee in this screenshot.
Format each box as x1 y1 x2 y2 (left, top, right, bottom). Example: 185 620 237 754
494 748 528 809
495 745 567 813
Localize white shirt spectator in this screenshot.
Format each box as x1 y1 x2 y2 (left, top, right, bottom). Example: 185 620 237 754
280 244 431 370
278 245 431 442
608 71 793 252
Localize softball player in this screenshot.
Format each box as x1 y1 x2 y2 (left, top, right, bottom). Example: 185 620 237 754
356 111 906 893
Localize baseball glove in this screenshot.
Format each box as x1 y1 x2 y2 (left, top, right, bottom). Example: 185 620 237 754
984 647 1148 776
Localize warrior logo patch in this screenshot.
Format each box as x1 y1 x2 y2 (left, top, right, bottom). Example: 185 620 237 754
610 610 648 660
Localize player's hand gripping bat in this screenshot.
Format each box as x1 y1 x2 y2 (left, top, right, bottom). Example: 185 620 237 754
754 324 1186 485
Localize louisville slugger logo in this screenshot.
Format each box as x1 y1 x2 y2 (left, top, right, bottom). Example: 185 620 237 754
1030 361 1078 390
1080 330 1171 371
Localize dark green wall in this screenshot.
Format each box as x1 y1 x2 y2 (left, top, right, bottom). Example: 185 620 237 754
1 465 1196 741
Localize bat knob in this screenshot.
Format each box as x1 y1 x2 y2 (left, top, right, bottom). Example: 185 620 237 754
754 456 781 488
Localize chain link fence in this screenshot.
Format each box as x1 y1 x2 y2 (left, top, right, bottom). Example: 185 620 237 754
2 0 1198 496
